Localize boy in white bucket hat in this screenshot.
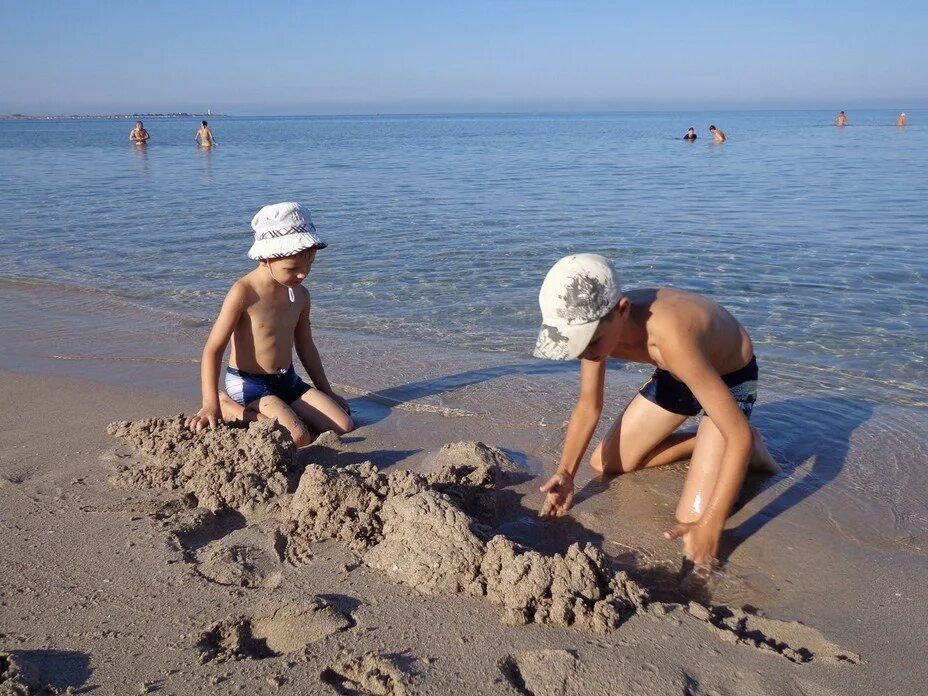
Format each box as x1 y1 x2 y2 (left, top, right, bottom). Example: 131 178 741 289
534 254 778 574
187 202 353 445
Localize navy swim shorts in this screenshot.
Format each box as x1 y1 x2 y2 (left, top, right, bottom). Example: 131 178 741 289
638 356 758 418
225 364 312 407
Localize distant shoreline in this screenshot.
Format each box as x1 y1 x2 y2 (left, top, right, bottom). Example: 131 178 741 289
0 112 226 121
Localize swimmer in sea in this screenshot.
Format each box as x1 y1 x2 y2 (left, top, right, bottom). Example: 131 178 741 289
683 127 697 141
708 125 726 143
129 121 150 143
196 120 217 147
533 254 779 575
895 112 907 127
835 111 848 127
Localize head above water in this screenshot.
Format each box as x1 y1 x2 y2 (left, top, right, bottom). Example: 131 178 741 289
709 125 717 131
533 253 625 361
135 120 143 128
201 120 208 127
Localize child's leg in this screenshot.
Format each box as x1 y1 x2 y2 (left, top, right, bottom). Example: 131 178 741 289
251 395 314 447
674 416 727 523
289 390 354 436
590 395 690 474
218 391 264 423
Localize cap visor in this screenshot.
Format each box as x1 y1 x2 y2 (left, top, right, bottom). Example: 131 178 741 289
533 320 599 361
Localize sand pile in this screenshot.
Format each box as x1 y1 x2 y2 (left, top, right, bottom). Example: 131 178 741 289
320 651 410 696
481 537 646 632
106 425 859 658
426 441 517 522
285 462 425 561
106 417 291 512
363 491 487 597
285 444 650 632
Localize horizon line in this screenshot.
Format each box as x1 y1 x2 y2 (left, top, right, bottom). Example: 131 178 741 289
1 106 919 121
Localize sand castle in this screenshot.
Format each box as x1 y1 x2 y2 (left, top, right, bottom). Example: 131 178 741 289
105 416 860 679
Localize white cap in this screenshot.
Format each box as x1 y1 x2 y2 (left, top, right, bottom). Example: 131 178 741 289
533 254 621 360
248 202 327 260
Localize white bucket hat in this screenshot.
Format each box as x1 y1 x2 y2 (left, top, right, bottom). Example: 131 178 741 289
248 202 327 260
533 254 621 360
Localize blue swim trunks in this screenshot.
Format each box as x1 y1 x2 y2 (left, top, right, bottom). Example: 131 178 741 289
225 364 312 407
639 356 758 418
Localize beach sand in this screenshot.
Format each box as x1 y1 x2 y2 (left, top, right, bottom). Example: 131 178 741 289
2 282 927 694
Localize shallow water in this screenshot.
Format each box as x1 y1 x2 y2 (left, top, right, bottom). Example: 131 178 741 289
1 111 926 408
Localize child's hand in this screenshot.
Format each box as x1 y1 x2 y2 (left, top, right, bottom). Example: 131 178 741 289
538 470 575 517
327 391 351 415
664 521 721 568
187 406 221 433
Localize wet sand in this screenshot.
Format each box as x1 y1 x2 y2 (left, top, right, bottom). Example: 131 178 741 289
2 282 927 693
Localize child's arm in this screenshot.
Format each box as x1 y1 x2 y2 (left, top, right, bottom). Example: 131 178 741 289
293 292 350 414
661 345 753 566
539 358 606 517
187 283 246 432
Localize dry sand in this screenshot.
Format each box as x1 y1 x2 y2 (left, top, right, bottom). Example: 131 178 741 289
5 367 918 695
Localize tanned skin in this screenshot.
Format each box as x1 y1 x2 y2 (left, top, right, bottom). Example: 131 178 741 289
187 249 353 446
538 288 777 569
129 121 150 143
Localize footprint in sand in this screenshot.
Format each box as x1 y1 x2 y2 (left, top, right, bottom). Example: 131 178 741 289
195 598 354 664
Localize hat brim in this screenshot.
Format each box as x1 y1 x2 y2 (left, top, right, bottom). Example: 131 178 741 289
533 320 599 361
248 233 327 260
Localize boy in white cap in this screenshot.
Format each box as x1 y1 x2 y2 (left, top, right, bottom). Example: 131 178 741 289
187 202 353 446
533 254 777 572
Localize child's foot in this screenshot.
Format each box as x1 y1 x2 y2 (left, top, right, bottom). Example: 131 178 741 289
749 426 781 474
218 392 246 422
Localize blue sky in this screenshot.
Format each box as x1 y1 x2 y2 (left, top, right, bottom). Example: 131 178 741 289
2 0 926 114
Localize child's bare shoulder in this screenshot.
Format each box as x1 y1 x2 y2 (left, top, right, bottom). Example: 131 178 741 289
224 274 259 306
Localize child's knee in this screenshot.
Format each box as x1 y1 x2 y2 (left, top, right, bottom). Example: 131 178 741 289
334 414 355 435
590 446 606 473
288 423 313 448
590 442 631 475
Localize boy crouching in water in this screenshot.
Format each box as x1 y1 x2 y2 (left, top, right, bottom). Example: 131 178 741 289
187 202 354 445
533 254 777 572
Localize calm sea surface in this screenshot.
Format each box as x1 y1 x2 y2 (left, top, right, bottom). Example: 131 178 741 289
0 111 926 404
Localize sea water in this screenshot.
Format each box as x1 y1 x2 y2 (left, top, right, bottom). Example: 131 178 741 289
1 111 925 406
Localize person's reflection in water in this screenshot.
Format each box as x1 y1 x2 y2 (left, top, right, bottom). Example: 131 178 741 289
131 139 150 178
198 143 213 177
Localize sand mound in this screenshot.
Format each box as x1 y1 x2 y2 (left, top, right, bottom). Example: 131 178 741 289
320 651 409 696
363 491 486 597
481 536 645 633
100 424 858 658
500 650 580 696
285 462 425 561
425 441 516 523
106 417 292 512
196 599 352 664
284 450 653 633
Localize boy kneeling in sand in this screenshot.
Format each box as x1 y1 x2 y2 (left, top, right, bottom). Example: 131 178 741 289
533 254 777 571
187 202 353 445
